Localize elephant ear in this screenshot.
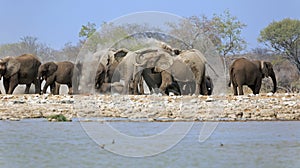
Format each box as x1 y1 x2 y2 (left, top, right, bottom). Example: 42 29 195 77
114 48 129 62
155 53 174 71
47 62 58 76
261 61 269 78
5 57 21 78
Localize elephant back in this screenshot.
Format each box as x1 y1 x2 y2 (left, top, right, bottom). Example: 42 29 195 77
178 49 206 66
16 54 41 76
16 54 41 68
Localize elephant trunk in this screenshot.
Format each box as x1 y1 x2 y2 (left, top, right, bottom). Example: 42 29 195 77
37 71 46 81
270 71 277 93
37 71 42 80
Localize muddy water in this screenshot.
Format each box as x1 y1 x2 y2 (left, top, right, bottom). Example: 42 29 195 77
1 120 299 168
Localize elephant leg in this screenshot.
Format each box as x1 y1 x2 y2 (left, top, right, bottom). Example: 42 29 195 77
200 82 207 95
33 78 41 94
24 84 31 94
7 75 19 94
194 83 200 95
194 77 203 95
190 82 196 95
233 86 238 96
43 82 49 93
133 71 142 95
43 76 55 94
254 80 262 95
51 83 60 95
119 80 128 95
43 80 53 93
159 71 172 95
139 76 144 95
238 85 244 95
49 83 55 94
248 85 255 94
3 78 10 94
67 83 73 95
232 84 238 95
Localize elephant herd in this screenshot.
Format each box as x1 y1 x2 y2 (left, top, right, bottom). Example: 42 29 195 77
0 54 79 95
94 44 211 96
94 43 277 96
0 43 277 96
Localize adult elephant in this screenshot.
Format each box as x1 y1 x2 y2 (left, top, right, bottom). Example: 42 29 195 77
94 48 130 93
133 48 207 95
228 58 277 95
0 54 41 94
139 69 213 96
138 67 181 95
94 62 106 91
38 61 79 95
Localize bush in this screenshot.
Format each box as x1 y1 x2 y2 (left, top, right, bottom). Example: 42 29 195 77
46 114 70 122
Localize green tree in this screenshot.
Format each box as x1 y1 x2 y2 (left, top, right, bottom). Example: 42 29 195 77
258 18 300 73
212 9 247 56
79 22 97 39
167 10 246 56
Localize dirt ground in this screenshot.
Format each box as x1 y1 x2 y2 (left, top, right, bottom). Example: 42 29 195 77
1 92 300 121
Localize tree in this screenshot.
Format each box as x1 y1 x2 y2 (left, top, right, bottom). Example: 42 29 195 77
167 15 219 52
0 36 56 61
258 18 300 73
212 9 247 56
167 10 246 56
59 42 81 62
79 22 162 52
79 22 97 40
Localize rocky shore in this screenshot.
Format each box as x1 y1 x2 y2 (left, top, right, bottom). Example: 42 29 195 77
0 93 300 121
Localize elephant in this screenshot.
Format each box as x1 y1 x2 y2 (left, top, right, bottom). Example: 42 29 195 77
181 75 213 95
138 67 181 95
0 54 41 94
94 62 106 90
133 48 208 95
94 48 131 93
139 68 213 96
228 58 277 95
38 61 79 95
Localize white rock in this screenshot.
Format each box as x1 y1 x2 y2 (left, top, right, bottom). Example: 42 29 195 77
3 95 14 99
206 97 215 102
242 96 250 100
266 92 273 96
190 99 197 103
9 118 20 121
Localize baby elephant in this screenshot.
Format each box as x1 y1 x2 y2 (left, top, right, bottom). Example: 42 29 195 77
38 61 78 95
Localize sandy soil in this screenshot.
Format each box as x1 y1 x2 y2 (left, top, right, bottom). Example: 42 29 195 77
0 93 300 121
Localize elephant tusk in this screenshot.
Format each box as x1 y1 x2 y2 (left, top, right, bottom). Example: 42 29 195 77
134 63 144 67
261 61 264 70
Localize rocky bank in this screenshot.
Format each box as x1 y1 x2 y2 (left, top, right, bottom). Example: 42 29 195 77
0 93 300 121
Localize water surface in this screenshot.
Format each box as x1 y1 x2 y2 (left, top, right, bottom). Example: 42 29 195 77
1 119 299 168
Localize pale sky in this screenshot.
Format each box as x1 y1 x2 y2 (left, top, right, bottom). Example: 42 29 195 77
0 0 299 50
